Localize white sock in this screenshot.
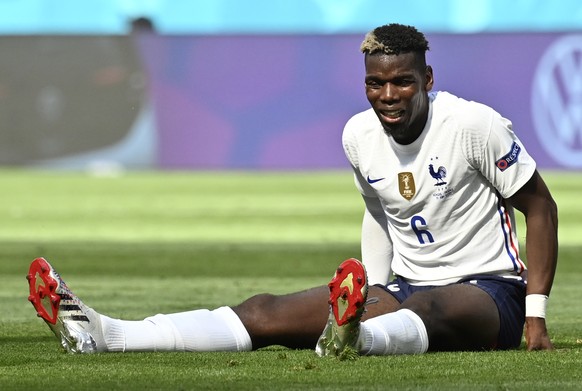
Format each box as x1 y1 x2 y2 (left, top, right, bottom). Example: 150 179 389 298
358 309 429 355
101 306 252 352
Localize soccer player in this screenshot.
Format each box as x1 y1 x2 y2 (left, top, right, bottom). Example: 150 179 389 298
28 23 557 355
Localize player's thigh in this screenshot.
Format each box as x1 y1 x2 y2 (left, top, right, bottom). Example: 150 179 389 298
401 284 499 351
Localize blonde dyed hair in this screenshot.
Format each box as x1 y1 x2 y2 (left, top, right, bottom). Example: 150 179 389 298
360 24 429 56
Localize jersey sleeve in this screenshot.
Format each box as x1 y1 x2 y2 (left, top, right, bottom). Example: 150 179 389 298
342 115 393 284
361 195 393 285
464 112 536 198
342 119 376 197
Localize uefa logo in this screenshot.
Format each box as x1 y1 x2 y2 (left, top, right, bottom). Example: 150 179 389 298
531 35 582 168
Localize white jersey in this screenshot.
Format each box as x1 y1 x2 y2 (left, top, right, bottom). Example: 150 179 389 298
343 91 536 285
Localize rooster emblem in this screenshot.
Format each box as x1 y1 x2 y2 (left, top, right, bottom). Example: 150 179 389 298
428 164 447 186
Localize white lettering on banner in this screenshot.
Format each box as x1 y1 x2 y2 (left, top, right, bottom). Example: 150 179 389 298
531 35 582 168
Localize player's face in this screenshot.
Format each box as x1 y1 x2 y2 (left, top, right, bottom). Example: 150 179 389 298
364 52 433 145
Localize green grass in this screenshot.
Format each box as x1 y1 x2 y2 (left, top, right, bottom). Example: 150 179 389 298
0 169 580 390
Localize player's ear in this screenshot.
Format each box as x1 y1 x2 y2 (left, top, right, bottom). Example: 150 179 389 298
425 65 434 92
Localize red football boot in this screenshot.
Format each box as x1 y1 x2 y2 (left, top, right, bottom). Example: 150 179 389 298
316 258 368 356
27 257 106 353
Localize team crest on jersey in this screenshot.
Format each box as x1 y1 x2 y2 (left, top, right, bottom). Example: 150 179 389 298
496 142 521 171
398 172 415 200
428 164 447 186
428 158 454 200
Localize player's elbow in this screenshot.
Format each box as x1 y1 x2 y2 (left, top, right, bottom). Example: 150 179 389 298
548 196 558 228
539 193 558 232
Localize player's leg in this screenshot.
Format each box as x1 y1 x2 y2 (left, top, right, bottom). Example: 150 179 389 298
28 257 251 353
317 262 524 356
359 276 527 355
29 257 366 353
324 283 499 356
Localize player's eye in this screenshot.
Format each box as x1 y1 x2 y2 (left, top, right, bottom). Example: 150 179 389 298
365 80 382 89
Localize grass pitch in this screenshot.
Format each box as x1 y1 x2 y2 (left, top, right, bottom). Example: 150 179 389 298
0 169 580 390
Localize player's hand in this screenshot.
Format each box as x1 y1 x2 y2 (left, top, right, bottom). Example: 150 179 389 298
525 317 554 351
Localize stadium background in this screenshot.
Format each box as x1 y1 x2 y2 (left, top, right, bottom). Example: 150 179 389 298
0 0 581 171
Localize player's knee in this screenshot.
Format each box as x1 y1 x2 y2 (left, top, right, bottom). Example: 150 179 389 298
400 291 444 336
232 293 280 335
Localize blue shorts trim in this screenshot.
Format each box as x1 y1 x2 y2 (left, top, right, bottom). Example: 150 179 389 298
377 274 526 349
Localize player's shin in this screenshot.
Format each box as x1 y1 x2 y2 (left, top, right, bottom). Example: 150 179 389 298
358 309 429 355
103 306 252 352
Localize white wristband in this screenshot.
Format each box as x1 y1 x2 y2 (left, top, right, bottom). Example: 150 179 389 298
525 294 548 318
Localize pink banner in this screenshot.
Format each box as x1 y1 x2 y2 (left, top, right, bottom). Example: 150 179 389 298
137 32 582 170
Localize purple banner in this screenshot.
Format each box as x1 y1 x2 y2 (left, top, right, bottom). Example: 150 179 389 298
137 33 582 170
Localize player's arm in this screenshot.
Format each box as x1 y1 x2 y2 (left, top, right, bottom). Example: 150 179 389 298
361 194 393 285
507 169 558 351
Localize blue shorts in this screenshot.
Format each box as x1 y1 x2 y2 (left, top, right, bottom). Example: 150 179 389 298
377 274 526 350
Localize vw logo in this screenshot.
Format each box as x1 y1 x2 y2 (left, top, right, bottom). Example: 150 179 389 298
531 35 582 168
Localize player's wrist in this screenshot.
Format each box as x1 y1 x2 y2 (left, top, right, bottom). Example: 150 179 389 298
525 294 548 318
